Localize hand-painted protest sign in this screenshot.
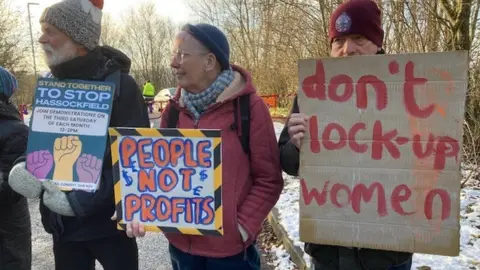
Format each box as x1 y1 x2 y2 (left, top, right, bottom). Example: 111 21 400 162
108 128 223 235
26 78 114 192
298 51 468 256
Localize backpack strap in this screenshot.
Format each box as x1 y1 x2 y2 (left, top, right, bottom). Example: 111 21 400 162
104 70 121 100
167 106 180 128
101 70 122 158
231 95 250 156
166 95 250 155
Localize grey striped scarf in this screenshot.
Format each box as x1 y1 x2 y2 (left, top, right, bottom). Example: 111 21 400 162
182 68 234 121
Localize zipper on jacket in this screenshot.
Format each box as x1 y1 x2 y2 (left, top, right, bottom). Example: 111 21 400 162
171 102 200 129
187 236 192 253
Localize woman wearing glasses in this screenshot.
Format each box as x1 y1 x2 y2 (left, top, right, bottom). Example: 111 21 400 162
127 23 284 270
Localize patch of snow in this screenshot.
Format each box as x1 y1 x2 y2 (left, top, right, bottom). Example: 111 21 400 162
276 176 311 267
272 122 480 270
269 245 297 270
24 114 31 126
274 122 284 139
273 121 312 267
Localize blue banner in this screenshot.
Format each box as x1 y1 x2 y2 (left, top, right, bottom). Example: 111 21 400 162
26 78 114 192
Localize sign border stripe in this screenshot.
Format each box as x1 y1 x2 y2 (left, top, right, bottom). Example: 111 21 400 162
111 127 223 236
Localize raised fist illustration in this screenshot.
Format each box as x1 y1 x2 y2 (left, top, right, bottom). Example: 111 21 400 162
26 150 54 179
53 136 83 167
76 154 102 183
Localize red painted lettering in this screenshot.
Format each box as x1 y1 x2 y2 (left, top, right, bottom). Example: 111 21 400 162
356 75 388 111
403 61 434 118
434 136 459 170
309 116 321 153
424 189 451 220
307 118 457 170
348 123 368 153
413 133 435 159
328 75 353 102
372 121 400 160
351 182 387 216
322 123 347 150
330 183 351 208
391 184 415 216
301 180 452 220
302 61 326 100
302 60 389 111
301 179 329 206
389 60 399 74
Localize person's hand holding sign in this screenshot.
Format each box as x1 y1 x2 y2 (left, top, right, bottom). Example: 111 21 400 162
111 212 146 238
53 136 82 181
287 113 309 149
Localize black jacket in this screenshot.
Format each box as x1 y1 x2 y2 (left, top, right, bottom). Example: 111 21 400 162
0 101 29 205
0 100 31 270
278 95 412 270
36 46 150 242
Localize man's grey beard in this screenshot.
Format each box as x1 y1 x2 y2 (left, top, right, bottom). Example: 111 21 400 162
42 41 78 67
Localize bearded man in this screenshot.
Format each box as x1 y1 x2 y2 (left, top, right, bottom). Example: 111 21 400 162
8 0 149 269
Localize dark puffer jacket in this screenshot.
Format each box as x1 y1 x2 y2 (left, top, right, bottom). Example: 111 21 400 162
0 100 31 270
35 46 150 242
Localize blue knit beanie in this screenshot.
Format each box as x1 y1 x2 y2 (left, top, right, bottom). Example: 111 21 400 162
182 23 230 70
0 67 18 100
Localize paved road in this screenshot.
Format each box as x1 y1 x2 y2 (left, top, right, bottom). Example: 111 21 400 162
29 199 172 270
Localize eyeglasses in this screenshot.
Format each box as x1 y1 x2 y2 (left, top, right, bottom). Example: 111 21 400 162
172 49 209 64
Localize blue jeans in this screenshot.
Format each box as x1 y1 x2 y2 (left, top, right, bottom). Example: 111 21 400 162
169 243 260 270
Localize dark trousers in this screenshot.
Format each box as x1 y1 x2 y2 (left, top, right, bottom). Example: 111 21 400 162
53 233 138 270
0 197 31 270
312 254 413 270
169 243 260 270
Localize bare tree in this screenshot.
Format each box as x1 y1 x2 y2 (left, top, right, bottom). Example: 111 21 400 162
0 0 32 105
121 2 177 90
0 0 29 72
100 13 123 49
189 0 480 166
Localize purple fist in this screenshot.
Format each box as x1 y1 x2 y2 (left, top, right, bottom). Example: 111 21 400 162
27 150 54 179
75 154 102 184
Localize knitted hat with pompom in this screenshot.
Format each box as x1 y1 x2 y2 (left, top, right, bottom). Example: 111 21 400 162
40 0 104 50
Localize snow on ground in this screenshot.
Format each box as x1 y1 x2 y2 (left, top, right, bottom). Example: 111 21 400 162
270 245 297 270
272 122 480 270
24 114 31 126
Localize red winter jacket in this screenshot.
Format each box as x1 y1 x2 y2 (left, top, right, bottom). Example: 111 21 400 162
160 65 284 258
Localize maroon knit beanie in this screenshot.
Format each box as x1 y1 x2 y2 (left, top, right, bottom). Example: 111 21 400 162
329 0 384 48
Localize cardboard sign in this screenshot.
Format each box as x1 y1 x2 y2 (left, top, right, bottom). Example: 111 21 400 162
109 128 223 236
298 51 468 256
26 78 114 191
